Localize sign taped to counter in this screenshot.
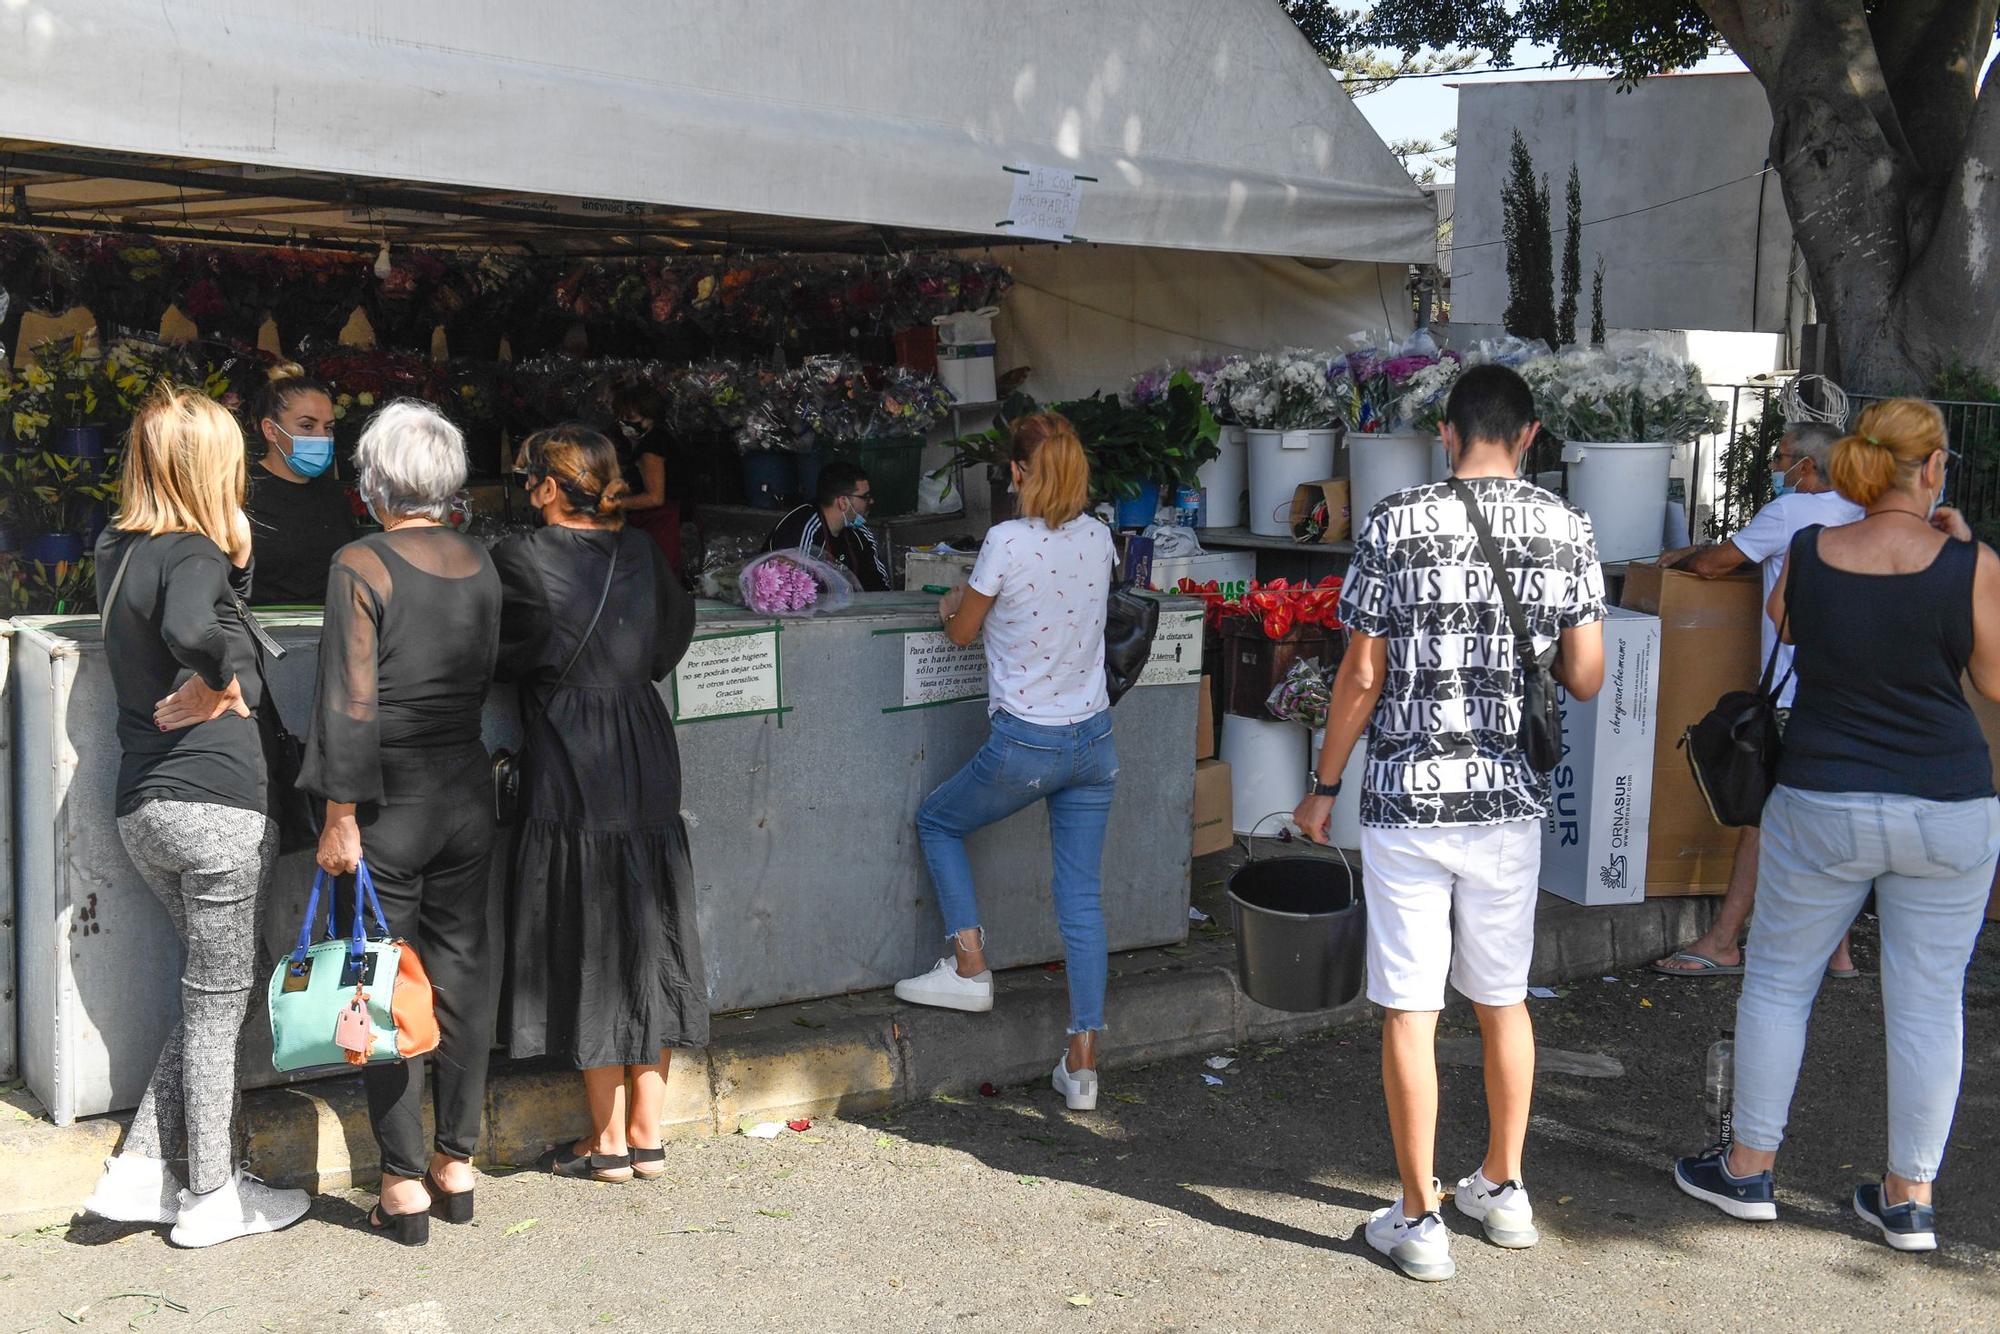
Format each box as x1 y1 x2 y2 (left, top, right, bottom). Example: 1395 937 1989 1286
891 630 989 711
672 624 787 724
1137 607 1206 688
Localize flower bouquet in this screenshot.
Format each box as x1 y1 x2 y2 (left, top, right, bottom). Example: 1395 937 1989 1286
1523 346 1723 443
1265 658 1332 729
1178 574 1343 640
1396 356 1464 435
1329 331 1452 435
1194 356 1253 427
869 366 954 437
713 549 860 618
1227 349 1339 431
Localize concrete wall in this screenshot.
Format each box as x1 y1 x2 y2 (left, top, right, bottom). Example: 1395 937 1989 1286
1452 72 1794 336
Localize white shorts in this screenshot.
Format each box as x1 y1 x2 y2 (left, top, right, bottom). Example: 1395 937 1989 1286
1360 820 1542 1011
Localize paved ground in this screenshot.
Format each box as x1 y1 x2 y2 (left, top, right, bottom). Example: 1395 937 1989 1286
5 919 1998 1333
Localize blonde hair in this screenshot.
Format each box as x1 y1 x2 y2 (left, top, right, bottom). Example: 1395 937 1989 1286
1009 412 1091 529
116 386 247 551
521 423 630 526
1829 398 1950 507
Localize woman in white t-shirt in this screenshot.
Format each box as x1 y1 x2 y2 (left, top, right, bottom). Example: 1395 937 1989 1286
893 412 1121 1110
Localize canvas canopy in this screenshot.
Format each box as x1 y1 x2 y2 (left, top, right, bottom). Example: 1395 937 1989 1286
0 0 1433 262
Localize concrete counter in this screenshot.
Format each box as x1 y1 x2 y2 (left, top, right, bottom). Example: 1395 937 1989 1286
9 593 1203 1122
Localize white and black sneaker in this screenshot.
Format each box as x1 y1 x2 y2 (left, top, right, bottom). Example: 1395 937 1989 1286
1453 1169 1539 1248
893 958 994 1013
1365 1194 1455 1281
1853 1181 1938 1253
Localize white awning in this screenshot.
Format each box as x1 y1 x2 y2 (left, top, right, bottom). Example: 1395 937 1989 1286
0 0 1434 261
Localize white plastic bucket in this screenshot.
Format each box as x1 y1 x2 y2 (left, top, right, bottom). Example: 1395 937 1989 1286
1220 714 1309 835
1311 727 1369 850
1246 428 1337 537
1198 424 1248 528
1347 432 1434 530
1561 440 1675 563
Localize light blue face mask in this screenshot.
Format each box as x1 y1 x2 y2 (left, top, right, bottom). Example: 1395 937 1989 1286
1771 459 1803 498
278 425 336 479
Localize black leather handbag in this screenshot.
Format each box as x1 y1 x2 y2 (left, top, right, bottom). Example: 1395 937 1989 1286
1104 578 1159 706
492 542 619 824
1451 479 1564 773
1681 611 1791 828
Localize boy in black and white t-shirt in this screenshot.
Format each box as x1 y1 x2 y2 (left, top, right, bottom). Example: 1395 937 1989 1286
1295 365 1606 1282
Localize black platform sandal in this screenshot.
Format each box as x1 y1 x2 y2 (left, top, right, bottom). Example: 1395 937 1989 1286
366 1203 430 1247
536 1145 633 1183
631 1146 667 1181
426 1168 474 1224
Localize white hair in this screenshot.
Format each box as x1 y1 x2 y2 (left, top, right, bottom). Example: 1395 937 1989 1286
354 399 467 522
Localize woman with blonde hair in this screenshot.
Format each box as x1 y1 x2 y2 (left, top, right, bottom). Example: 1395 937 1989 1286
82 386 310 1246
493 425 706 1182
1675 398 2000 1254
893 412 1121 1110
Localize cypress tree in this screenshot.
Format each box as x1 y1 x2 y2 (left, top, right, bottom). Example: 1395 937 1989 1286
1590 256 1608 345
1557 164 1582 346
1502 131 1558 348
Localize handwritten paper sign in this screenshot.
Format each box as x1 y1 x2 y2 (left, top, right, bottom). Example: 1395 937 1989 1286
672 627 782 722
1004 165 1087 243
1138 608 1206 688
900 632 989 709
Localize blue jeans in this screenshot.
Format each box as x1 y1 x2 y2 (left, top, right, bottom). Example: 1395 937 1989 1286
917 709 1119 1033
1734 784 1998 1181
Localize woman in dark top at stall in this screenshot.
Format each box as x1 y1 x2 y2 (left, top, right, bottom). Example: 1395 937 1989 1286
242 363 357 605
494 424 708 1183
1674 399 2000 1255
83 387 310 1247
610 381 686 576
300 399 502 1246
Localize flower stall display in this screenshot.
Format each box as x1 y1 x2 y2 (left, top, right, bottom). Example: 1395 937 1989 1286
1188 356 1252 527
1332 331 1457 526
1226 349 1340 539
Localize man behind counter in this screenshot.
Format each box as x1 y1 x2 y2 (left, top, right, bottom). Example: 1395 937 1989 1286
242 364 358 605
761 461 890 591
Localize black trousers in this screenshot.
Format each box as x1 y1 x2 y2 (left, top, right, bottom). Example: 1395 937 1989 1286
344 758 498 1180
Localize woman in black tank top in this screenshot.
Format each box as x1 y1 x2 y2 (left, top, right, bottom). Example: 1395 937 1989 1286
1673 399 2000 1254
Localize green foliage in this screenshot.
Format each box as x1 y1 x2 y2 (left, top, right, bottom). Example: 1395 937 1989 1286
6 554 97 616
1590 257 1607 345
1502 132 1558 348
1705 395 1783 541
1308 0 1722 87
1558 165 1583 347
0 451 120 537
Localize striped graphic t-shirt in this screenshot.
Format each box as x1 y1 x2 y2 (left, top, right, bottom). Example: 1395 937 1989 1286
1339 478 1605 828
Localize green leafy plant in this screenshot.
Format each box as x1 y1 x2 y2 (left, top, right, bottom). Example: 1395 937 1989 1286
6 554 98 615
1705 395 1784 541
9 450 119 537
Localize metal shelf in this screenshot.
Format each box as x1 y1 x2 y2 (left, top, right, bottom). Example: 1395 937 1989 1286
1196 526 1353 556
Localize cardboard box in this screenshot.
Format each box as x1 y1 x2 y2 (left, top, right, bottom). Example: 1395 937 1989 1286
1150 549 1256 599
1621 565 1761 894
1541 608 1661 905
1288 479 1351 544
1193 758 1233 857
1197 673 1217 761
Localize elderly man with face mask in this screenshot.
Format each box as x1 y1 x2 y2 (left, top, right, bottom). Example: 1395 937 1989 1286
1653 419 1866 981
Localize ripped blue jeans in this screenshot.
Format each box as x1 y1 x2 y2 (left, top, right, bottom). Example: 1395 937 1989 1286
917 708 1119 1033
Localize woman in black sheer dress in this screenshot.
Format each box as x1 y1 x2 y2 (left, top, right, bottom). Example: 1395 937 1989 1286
495 424 708 1184
300 400 501 1246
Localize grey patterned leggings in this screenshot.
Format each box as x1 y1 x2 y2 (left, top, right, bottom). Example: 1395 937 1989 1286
115 800 276 1195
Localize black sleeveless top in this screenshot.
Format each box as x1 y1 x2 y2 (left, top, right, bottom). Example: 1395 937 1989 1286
1777 524 1993 802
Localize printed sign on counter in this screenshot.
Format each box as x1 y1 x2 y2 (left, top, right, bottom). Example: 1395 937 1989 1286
1138 607 1206 688
899 631 989 709
672 626 784 723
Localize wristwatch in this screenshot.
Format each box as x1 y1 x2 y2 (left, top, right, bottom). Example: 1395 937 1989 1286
1311 778 1342 798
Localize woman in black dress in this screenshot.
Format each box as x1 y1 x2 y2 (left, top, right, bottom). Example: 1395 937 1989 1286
301 400 502 1245
494 424 708 1183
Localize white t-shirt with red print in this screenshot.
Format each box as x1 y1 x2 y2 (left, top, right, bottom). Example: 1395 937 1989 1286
968 514 1118 725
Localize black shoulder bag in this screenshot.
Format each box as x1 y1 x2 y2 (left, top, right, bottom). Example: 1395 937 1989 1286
1678 532 1802 828
1450 478 1564 773
491 542 619 824
1104 578 1159 706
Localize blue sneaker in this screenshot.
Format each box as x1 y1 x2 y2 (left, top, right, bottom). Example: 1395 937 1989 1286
1673 1145 1777 1221
1852 1182 1937 1252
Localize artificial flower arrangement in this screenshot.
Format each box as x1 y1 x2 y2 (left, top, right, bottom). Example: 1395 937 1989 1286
1225 348 1341 432
736 356 953 454
1522 345 1724 444
1178 574 1344 641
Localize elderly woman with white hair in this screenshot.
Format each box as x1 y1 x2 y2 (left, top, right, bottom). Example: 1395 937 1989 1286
299 399 501 1247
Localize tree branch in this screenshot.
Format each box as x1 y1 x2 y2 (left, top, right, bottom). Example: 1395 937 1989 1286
1900 55 2000 379
1868 0 1997 180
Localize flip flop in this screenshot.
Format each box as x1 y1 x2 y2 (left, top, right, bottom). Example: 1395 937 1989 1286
1825 966 1862 980
1650 951 1744 977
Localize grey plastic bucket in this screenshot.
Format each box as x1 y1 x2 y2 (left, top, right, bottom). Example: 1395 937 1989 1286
1226 838 1366 1013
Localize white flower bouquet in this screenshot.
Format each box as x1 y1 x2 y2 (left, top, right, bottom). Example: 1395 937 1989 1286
1523 346 1723 444
1226 348 1339 431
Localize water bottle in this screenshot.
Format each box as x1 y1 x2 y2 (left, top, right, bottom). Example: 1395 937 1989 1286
1704 1031 1735 1148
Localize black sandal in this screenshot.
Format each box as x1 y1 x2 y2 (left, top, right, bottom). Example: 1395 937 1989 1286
536 1145 633 1183
366 1203 430 1247
631 1146 667 1181
425 1168 474 1224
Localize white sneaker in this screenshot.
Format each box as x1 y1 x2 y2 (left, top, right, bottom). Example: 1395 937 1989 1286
893 958 994 1013
1052 1054 1099 1111
1453 1169 1540 1248
82 1155 183 1225
168 1167 310 1248
1365 1189 1455 1281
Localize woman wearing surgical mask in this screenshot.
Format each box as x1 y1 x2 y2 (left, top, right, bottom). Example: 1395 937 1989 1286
242 364 358 605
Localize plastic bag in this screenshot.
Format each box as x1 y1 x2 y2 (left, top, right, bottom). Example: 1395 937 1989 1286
918 470 960 514
721 549 860 618
1266 658 1332 729
1143 523 1202 559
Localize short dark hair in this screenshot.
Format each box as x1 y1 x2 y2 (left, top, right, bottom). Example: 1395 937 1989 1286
611 380 666 422
815 460 869 509
1443 364 1537 448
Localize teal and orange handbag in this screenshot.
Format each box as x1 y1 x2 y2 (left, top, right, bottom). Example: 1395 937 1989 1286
267 861 440 1073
